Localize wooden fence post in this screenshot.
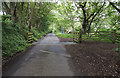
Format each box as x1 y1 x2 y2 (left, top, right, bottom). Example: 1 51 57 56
78 29 82 43
76 32 77 42
118 41 120 54
73 32 75 42
112 30 116 44
76 32 79 42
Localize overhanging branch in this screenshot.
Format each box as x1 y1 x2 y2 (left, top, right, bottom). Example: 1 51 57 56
109 2 120 13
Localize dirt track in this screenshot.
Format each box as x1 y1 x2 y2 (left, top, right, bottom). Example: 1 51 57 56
58 37 120 76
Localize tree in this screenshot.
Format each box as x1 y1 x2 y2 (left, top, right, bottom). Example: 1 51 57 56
75 2 105 33
2 2 55 32
2 2 18 26
74 2 105 43
28 2 31 30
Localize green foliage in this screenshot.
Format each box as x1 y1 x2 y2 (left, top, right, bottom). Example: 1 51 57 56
2 21 27 56
56 33 73 38
2 2 54 57
2 15 11 21
2 2 120 57
2 19 47 57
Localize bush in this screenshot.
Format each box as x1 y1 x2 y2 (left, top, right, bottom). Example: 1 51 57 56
2 20 28 56
2 20 48 57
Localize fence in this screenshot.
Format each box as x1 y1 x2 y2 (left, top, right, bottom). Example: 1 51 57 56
73 30 120 52
73 32 79 42
26 32 33 43
73 30 120 42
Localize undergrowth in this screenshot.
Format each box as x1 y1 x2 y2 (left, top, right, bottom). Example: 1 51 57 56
2 16 48 57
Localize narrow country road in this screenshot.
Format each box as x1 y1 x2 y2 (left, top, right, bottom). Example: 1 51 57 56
3 33 78 76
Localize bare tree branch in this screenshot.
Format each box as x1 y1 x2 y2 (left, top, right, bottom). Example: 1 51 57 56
87 2 105 32
2 2 11 14
109 1 120 13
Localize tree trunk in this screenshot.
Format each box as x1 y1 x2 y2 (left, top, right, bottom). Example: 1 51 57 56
10 2 17 26
78 29 82 43
28 2 31 31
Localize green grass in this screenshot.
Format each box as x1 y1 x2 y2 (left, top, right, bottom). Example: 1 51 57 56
56 33 113 43
56 33 120 52
82 35 112 42
56 33 73 38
